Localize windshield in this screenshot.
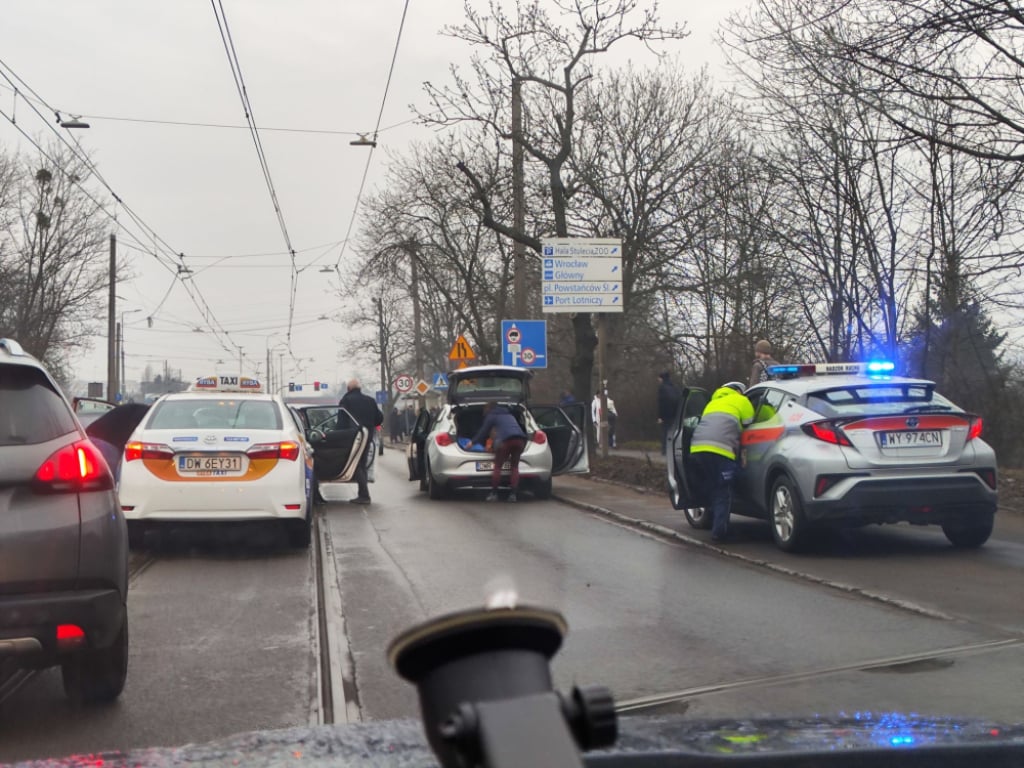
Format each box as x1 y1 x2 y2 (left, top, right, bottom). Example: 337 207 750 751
806 383 956 417
147 398 282 430
5 0 1024 765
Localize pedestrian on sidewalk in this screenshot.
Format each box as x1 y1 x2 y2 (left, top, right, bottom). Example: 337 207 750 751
689 381 754 542
749 339 780 388
388 407 401 444
656 371 681 455
467 402 528 502
591 391 619 448
339 378 384 504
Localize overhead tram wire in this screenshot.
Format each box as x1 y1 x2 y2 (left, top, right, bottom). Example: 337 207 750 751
332 0 412 274
0 63 244 358
210 0 300 344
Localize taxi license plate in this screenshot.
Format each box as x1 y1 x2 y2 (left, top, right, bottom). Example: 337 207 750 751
878 430 943 447
476 461 512 471
177 455 243 473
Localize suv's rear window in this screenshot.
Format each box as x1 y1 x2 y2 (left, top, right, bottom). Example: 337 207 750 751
807 383 957 417
451 375 527 399
0 364 77 445
147 398 282 430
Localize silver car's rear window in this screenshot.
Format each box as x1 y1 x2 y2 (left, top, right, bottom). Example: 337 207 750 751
147 398 282 430
807 384 956 417
451 375 526 399
0 365 77 445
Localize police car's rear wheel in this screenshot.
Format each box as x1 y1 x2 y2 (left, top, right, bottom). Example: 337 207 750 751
942 516 993 548
684 507 713 530
770 476 809 552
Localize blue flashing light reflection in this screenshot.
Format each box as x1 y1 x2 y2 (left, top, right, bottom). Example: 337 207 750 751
866 361 895 373
890 734 916 747
769 365 800 374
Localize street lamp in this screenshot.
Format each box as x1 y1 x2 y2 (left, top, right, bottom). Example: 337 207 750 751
119 309 143 401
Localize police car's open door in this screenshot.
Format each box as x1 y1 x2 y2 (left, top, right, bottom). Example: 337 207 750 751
668 387 709 510
529 403 589 475
305 406 368 483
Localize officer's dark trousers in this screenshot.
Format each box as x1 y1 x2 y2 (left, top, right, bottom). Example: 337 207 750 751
691 451 737 539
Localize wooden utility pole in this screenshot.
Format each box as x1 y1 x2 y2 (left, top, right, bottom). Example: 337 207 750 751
512 78 527 319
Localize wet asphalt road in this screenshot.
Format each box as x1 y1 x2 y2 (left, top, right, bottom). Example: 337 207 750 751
2 449 1022 763
323 452 1024 724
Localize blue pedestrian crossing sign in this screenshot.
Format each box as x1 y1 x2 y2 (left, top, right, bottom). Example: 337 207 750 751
501 320 547 368
432 372 449 390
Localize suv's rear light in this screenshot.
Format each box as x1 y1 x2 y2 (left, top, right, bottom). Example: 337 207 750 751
435 433 454 447
802 421 852 447
247 441 300 461
34 441 114 493
967 417 984 441
125 441 174 462
532 430 547 444
56 624 87 650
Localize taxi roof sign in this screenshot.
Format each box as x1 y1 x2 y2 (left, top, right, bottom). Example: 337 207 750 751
190 375 264 393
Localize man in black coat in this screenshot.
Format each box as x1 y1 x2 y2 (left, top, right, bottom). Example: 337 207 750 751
340 378 384 504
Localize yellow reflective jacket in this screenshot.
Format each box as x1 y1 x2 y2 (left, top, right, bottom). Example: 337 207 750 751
690 387 755 460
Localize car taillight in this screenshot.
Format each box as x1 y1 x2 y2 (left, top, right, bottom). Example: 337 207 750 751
436 433 454 447
34 441 113 493
968 417 984 441
124 441 174 462
801 421 852 447
56 623 87 650
247 441 300 461
532 430 547 444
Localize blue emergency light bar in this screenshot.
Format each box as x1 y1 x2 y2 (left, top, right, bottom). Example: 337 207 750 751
766 361 896 379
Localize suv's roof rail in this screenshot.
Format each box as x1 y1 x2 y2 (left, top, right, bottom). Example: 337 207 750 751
0 338 26 356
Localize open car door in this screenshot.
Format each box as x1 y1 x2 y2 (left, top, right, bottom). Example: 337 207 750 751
529 402 589 475
407 408 433 484
667 387 709 510
306 406 368 483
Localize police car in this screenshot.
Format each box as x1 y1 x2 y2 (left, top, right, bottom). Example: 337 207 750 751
667 362 998 551
118 375 316 548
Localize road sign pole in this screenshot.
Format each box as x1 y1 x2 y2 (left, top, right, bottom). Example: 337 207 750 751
598 313 608 460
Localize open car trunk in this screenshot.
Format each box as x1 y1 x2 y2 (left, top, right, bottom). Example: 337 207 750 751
452 404 530 448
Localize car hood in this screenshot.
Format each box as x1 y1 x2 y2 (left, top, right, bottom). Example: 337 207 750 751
21 714 1023 767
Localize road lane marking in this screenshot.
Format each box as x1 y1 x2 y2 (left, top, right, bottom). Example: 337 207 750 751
615 638 1024 713
554 493 956 621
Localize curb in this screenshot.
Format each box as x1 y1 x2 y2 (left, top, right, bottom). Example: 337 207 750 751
552 492 955 622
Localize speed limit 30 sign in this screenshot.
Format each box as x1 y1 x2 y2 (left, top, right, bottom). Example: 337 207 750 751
394 374 414 393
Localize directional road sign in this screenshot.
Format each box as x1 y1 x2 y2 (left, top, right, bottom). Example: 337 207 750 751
540 238 623 314
375 390 387 405
501 319 547 368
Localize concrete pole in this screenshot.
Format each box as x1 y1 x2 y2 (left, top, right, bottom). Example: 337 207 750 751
106 234 117 400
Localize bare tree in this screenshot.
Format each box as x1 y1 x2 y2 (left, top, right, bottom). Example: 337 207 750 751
0 142 110 372
723 1 1024 162
421 0 687 405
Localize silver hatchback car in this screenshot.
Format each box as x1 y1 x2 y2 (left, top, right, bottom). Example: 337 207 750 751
0 339 129 702
407 366 589 499
668 362 998 551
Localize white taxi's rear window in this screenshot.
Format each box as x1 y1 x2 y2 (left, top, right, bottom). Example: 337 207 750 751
147 398 282 430
807 384 956 417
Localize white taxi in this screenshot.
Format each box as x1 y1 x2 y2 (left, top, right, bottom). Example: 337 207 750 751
118 375 315 548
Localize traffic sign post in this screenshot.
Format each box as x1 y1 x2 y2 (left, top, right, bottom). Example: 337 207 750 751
540 238 623 314
501 320 547 368
447 334 477 369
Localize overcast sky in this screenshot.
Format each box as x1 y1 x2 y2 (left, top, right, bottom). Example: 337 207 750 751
1 1 750 393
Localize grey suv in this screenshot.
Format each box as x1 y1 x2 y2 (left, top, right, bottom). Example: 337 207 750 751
0 338 129 702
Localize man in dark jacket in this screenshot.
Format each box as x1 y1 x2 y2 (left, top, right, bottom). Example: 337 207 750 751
340 378 383 504
466 402 529 503
657 371 681 455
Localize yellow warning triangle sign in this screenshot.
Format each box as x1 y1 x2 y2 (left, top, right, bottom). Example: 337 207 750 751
447 334 477 361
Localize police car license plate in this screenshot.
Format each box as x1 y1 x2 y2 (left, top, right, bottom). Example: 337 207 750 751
177 455 243 473
878 430 943 447
476 461 512 471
